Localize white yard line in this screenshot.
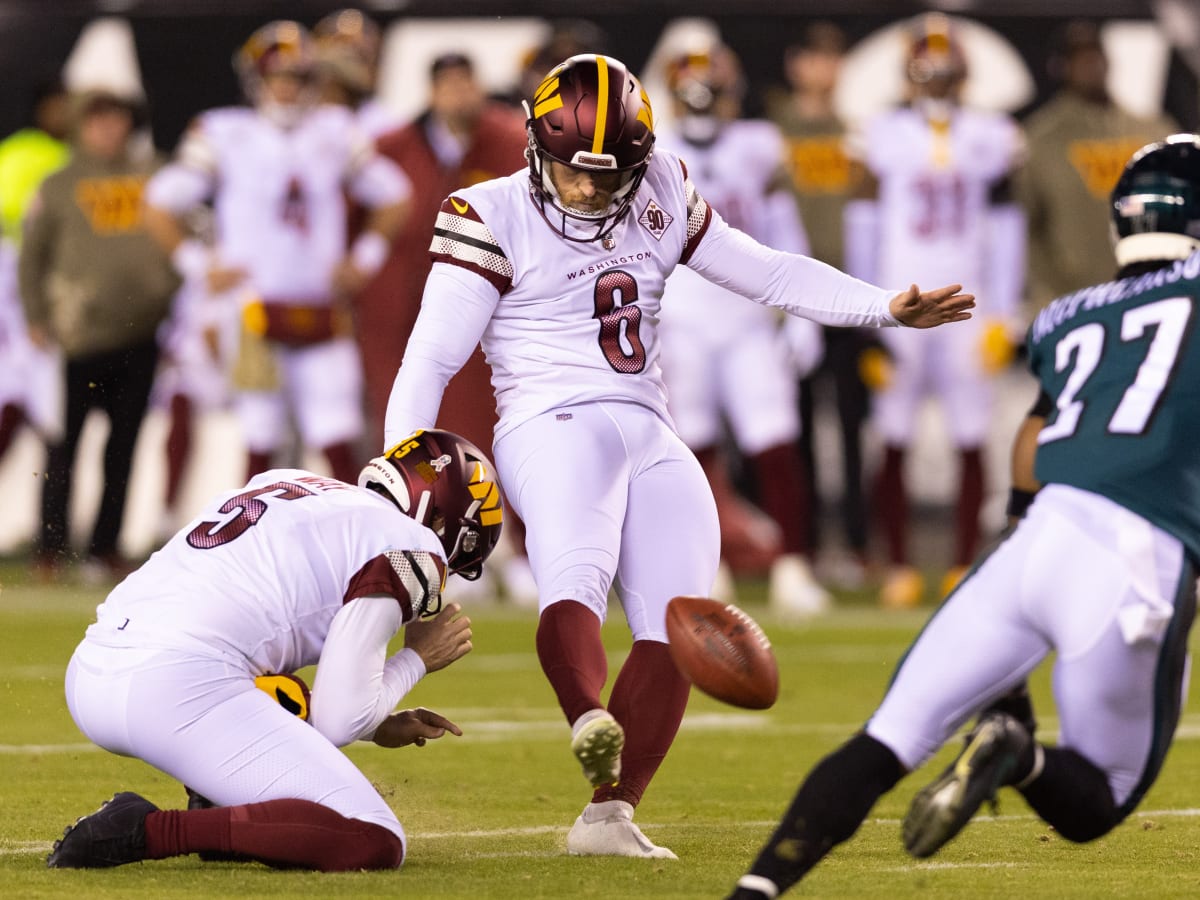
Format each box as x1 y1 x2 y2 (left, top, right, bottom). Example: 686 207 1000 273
12 714 1200 754
9 808 1200 858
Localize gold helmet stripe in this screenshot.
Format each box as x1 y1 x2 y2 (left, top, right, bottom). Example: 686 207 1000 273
532 75 562 118
591 56 609 155
637 87 654 131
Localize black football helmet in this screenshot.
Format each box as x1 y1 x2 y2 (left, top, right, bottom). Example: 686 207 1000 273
1111 134 1200 266
524 54 656 242
359 429 504 581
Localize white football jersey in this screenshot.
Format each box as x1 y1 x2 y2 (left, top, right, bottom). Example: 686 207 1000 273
84 470 445 675
426 148 713 439
149 104 408 303
856 106 1021 293
356 97 404 140
657 120 809 339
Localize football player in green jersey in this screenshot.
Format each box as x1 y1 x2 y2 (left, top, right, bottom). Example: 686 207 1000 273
727 134 1200 900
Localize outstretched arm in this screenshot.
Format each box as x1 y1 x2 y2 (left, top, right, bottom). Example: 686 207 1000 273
687 212 973 329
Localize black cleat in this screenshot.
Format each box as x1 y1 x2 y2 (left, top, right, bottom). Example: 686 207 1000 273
903 712 1032 859
979 681 1037 736
47 791 158 868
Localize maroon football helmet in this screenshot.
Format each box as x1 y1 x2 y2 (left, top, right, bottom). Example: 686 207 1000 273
359 429 504 581
524 54 656 242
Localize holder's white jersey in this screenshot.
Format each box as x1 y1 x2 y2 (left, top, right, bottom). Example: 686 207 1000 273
385 147 895 446
147 104 409 303
855 106 1021 293
658 121 810 339
84 469 445 676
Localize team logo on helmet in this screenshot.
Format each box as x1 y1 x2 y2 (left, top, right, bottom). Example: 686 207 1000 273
361 429 503 580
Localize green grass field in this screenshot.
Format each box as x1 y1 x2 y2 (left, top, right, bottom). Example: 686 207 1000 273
4 561 1200 898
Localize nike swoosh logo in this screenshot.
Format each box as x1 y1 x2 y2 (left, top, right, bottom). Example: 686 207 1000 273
450 198 469 214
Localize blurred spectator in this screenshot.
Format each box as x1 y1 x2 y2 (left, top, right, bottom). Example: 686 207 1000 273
0 80 71 245
769 21 876 589
19 89 180 581
360 52 530 603
845 14 1026 608
313 7 403 139
360 53 524 449
657 40 831 617
1018 20 1178 312
144 21 409 485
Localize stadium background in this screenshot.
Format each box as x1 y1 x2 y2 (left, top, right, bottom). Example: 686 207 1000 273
0 0 1197 557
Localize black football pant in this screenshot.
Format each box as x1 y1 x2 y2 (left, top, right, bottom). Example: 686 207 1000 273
39 339 159 560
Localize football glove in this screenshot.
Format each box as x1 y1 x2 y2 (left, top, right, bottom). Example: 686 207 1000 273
980 319 1017 374
857 345 894 391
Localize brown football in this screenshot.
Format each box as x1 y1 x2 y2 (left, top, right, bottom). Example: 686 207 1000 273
665 596 779 709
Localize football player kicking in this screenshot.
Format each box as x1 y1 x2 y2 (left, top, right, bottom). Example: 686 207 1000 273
384 53 972 859
728 134 1200 899
47 429 503 872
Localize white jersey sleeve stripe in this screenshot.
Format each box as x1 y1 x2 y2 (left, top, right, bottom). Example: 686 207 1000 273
429 198 514 292
343 550 446 622
679 160 713 264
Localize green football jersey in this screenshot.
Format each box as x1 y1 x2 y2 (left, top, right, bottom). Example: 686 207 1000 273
1028 250 1200 561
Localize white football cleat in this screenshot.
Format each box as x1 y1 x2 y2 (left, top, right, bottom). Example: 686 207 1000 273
768 554 832 620
570 709 624 788
566 800 677 859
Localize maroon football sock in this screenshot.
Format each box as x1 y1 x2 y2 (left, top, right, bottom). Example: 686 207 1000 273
246 451 273 481
322 440 358 484
875 444 909 566
593 640 690 808
164 394 193 509
0 403 25 459
749 442 810 556
955 447 985 566
144 799 403 871
536 600 608 725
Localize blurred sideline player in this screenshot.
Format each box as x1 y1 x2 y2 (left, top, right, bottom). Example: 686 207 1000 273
845 14 1025 607
149 206 239 539
729 133 1200 900
0 240 60 464
656 42 830 617
46 428 502 871
313 7 403 140
145 21 409 485
385 53 972 859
